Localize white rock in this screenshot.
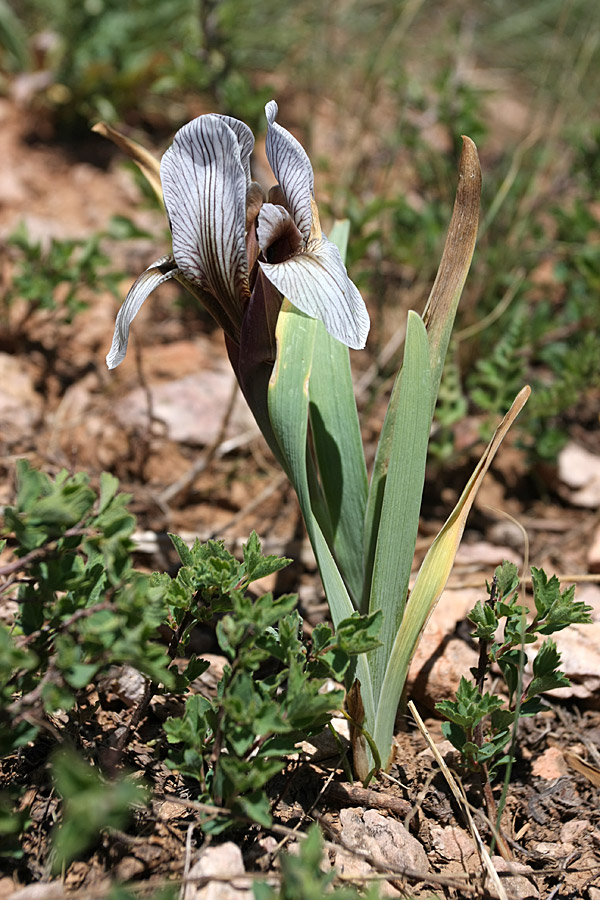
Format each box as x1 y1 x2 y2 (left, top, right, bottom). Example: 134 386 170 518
185 843 249 900
339 808 429 873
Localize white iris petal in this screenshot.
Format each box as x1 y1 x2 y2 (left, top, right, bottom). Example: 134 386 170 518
106 255 178 369
259 236 370 350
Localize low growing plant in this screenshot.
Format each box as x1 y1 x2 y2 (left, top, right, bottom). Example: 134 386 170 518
436 561 592 839
253 824 382 900
0 462 379 862
2 222 121 328
98 100 531 780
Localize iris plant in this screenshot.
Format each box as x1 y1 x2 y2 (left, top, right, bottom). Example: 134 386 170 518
99 103 529 780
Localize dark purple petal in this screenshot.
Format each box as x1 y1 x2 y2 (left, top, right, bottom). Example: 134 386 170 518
256 203 303 260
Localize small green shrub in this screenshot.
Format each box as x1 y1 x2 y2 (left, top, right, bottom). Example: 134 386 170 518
437 562 592 818
2 223 121 328
0 462 379 866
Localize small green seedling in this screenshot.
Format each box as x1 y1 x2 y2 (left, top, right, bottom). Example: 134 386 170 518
437 561 592 830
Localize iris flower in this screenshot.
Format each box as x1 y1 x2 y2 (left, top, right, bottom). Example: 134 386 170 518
106 101 369 371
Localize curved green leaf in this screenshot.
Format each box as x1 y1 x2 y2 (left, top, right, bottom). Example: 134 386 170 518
268 300 375 724
308 222 368 605
374 387 530 765
366 312 431 728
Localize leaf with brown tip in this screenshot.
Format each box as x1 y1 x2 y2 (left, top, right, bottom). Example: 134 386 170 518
92 122 163 206
423 136 482 413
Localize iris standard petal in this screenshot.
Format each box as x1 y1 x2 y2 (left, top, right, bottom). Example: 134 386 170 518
213 114 255 188
106 255 178 369
265 101 314 244
258 237 370 350
161 115 250 325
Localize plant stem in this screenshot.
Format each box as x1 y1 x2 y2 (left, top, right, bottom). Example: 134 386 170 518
113 609 194 756
473 576 512 859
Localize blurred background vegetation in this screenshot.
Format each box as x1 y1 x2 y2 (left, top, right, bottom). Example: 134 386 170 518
1 0 599 466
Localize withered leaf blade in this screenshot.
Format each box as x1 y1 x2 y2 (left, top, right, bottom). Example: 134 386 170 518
92 121 163 205
423 135 482 414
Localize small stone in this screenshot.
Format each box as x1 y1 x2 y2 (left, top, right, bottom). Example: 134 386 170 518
157 800 188 822
533 841 575 859
185 843 249 900
408 635 479 709
333 847 401 897
558 443 600 508
430 825 476 861
339 808 429 873
100 665 147 707
492 857 539 899
531 747 569 780
454 540 521 568
588 525 600 574
114 372 257 446
560 819 589 843
0 353 42 440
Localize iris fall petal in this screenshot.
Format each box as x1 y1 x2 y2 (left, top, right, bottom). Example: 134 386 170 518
106 255 178 369
259 237 370 350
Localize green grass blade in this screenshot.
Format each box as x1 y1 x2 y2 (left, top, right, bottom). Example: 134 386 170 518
308 221 368 606
268 300 375 723
0 0 30 70
366 311 431 738
373 386 530 767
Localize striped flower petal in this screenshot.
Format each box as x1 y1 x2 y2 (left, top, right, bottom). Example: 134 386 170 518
259 237 370 349
265 101 314 244
214 114 255 188
106 255 178 369
161 115 250 326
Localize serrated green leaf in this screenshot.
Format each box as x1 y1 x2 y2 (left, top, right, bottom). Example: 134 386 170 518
494 561 520 600
242 531 291 583
468 600 498 639
98 471 120 515
527 671 570 698
532 638 562 677
168 533 194 566
531 567 593 633
441 720 467 752
335 611 382 656
51 751 147 872
235 791 272 827
311 622 333 654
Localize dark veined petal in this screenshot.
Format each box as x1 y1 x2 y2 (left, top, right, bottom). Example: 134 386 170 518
259 237 370 349
213 114 255 187
264 101 314 244
106 255 178 369
161 115 250 325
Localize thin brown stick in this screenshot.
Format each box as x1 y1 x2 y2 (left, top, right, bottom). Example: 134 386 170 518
0 527 90 580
